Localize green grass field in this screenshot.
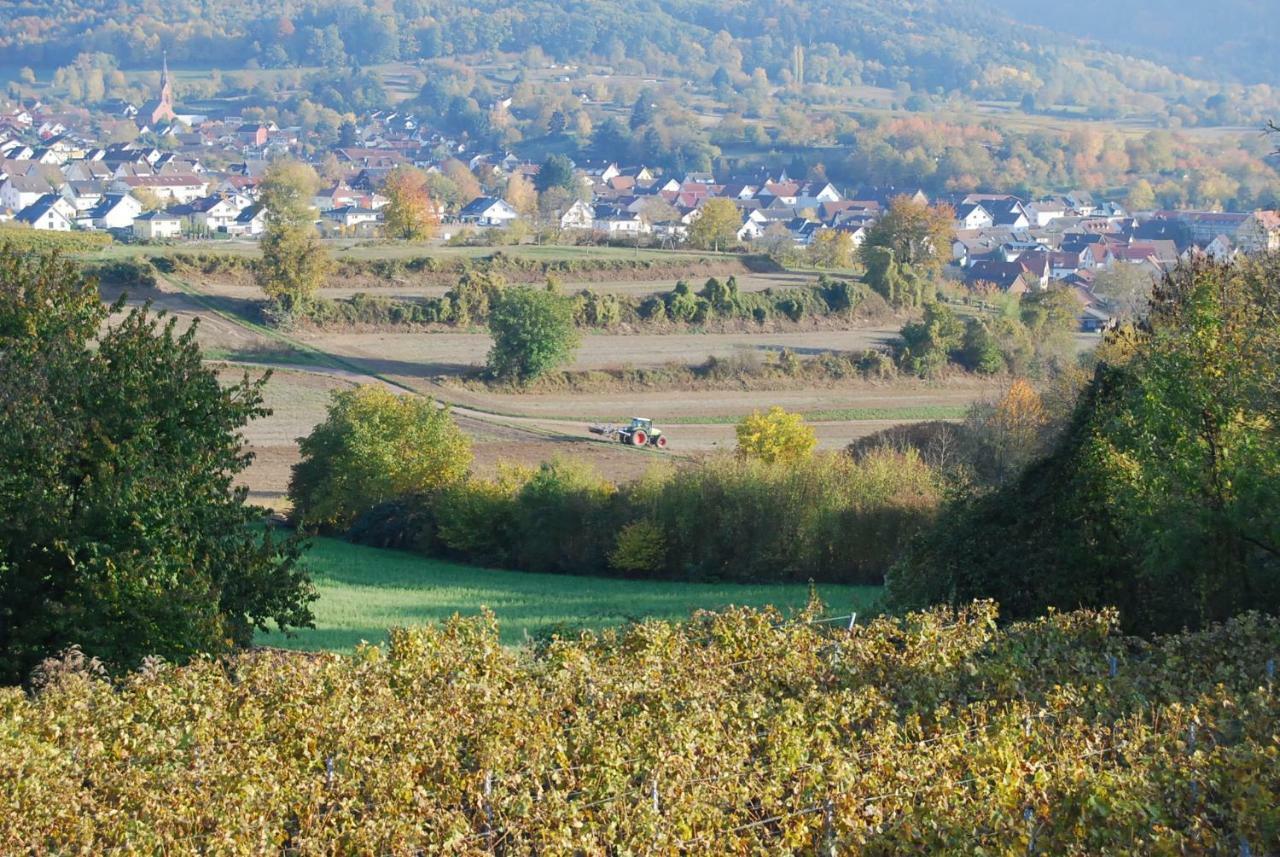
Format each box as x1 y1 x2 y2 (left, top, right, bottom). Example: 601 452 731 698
256 537 882 652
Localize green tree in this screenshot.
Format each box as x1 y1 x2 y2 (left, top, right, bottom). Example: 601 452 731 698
0 247 313 682
289 385 473 530
735 406 818 464
1125 179 1157 212
890 257 1280 633
534 154 576 193
898 302 964 377
257 159 329 313
863 246 928 309
487 286 580 382
687 198 741 251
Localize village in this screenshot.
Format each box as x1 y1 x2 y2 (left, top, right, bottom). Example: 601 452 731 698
2 60 1279 332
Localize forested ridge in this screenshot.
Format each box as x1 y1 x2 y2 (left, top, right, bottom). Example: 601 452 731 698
0 0 1272 117
996 0 1280 87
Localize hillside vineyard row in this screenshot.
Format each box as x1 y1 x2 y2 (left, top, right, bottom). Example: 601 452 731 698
2 602 1277 853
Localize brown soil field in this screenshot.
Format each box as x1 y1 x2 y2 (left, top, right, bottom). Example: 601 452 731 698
297 328 905 378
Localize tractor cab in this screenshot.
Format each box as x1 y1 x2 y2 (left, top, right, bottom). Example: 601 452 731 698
629 417 652 432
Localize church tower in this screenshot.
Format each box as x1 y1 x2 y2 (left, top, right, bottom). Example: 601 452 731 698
141 52 178 128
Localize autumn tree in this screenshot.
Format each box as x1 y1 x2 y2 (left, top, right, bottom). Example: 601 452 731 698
735 406 818 464
381 166 440 241
257 159 329 313
688 198 741 251
808 229 854 269
861 195 954 277
440 158 482 204
504 172 538 217
289 385 473 530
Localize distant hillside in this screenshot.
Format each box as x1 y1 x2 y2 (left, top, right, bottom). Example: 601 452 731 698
994 0 1279 86
1 0 1276 130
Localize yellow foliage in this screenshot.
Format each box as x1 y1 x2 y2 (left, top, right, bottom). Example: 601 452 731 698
735 406 818 464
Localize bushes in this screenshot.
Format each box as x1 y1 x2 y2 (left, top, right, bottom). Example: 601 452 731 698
348 451 940 586
289 386 472 530
735 406 817 464
85 258 157 290
294 273 881 331
486 286 580 382
888 258 1280 634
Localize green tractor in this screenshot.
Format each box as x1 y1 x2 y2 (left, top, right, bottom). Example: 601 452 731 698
588 417 669 449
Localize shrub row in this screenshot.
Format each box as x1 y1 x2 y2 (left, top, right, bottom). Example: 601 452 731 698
347 451 940 586
158 249 762 285
301 275 889 331
473 348 899 394
83 258 157 290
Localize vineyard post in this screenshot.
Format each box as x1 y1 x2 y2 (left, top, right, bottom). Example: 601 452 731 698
1107 655 1117 679
483 770 494 849
822 798 836 857
1266 658 1275 690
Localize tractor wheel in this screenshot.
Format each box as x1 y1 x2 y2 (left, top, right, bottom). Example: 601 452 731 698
630 430 648 446
655 435 669 449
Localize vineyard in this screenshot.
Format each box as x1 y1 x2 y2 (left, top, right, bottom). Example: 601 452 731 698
3 602 1279 854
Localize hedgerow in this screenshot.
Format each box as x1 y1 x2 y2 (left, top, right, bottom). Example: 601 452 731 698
3 603 1277 853
345 452 940 585
295 274 887 332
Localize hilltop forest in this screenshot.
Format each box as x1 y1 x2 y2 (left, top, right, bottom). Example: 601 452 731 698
1 0 1277 126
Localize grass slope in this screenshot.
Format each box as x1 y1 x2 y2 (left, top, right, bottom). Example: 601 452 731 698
258 537 881 652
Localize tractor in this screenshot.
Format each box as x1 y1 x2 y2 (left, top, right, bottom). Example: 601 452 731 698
588 417 669 449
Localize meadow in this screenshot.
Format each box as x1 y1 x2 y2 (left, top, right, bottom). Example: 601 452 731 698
256 536 882 652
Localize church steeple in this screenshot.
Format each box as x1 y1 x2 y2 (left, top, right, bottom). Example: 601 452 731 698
160 52 171 102
141 51 177 128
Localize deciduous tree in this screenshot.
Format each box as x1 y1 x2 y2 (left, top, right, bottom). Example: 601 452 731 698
289 385 473 530
735 406 818 464
257 159 329 312
861 195 954 276
486 286 580 383
381 166 440 241
0 247 313 682
688 198 741 251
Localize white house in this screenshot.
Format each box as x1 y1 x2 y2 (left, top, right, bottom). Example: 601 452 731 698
112 174 209 205
559 199 594 230
458 196 519 227
15 195 73 231
954 202 994 230
323 205 381 230
132 210 183 240
592 205 647 236
87 193 143 230
228 204 268 237
0 174 55 212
